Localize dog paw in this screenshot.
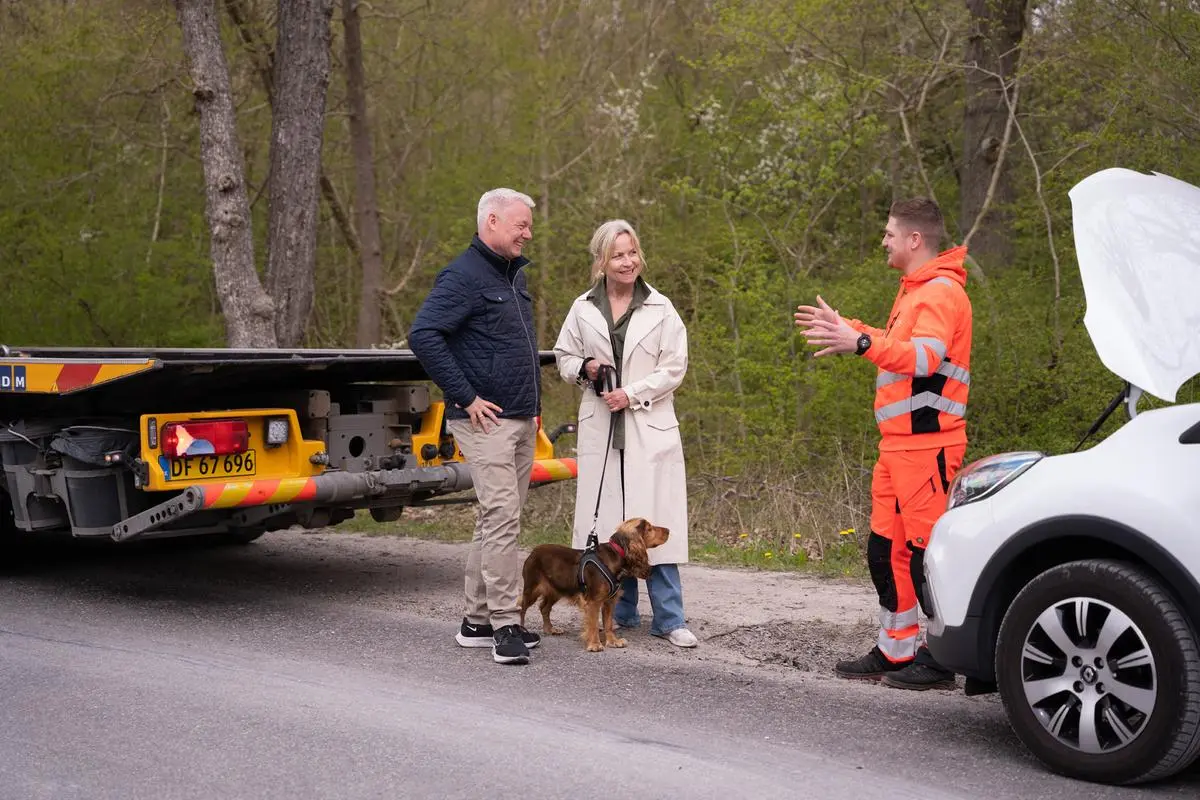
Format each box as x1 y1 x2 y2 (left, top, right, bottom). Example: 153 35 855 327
606 636 627 648
586 642 605 652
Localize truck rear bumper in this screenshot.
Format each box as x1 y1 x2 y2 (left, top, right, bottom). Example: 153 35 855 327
112 458 577 541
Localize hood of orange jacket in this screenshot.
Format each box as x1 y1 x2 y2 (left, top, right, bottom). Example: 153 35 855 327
901 246 968 291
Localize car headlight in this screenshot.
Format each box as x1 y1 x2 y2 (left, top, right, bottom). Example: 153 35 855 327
946 451 1042 510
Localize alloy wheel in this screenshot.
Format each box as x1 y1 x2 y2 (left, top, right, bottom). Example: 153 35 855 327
1020 596 1157 754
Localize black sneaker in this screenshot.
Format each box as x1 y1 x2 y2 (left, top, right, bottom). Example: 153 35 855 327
456 618 540 649
455 618 494 648
492 624 531 665
881 662 957 691
834 646 909 680
518 625 541 649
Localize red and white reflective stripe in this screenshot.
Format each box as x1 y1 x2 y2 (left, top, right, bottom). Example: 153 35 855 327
877 605 920 662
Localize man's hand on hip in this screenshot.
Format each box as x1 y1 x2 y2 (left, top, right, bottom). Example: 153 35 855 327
464 396 503 433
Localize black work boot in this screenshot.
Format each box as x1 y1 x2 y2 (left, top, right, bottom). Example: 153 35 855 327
881 661 957 691
834 646 908 680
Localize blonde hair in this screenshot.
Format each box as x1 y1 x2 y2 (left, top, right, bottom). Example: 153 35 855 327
589 219 646 284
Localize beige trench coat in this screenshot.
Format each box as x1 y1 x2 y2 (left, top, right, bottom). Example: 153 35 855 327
553 282 689 564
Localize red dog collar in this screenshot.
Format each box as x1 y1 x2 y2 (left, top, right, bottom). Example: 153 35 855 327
607 539 626 559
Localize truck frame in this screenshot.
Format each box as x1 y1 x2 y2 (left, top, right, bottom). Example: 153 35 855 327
0 345 577 547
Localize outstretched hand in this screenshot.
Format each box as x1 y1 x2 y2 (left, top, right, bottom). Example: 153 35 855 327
795 295 859 357
794 295 840 328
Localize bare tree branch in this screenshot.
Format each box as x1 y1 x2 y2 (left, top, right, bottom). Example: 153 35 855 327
145 94 171 268
961 74 1019 250
382 239 424 297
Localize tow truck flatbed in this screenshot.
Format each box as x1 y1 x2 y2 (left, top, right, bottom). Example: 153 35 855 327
0 345 556 419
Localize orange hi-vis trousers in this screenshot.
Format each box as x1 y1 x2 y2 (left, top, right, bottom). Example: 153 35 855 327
868 444 965 664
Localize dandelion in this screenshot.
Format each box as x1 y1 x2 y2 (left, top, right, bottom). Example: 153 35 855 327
793 533 802 539
838 528 855 537
739 533 749 539
764 551 773 558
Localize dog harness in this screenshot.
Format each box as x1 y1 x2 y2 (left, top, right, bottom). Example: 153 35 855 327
577 538 625 599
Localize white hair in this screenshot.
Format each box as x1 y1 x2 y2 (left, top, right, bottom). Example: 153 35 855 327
477 188 536 232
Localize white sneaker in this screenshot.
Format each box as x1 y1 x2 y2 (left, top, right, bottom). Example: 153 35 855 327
663 628 698 648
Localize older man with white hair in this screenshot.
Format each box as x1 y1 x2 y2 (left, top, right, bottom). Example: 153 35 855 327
410 187 542 665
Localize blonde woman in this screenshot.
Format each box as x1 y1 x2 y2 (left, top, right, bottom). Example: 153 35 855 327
553 219 696 647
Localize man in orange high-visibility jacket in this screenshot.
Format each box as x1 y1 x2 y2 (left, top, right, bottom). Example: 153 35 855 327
795 197 970 691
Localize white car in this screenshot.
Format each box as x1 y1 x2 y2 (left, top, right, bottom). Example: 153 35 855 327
923 168 1200 785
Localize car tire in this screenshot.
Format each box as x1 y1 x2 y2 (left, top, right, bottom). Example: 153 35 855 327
0 489 14 562
995 559 1200 784
0 489 13 537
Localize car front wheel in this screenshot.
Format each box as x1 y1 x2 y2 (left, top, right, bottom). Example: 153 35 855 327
996 559 1200 784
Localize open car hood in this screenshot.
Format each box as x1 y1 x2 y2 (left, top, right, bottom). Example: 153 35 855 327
1069 168 1200 402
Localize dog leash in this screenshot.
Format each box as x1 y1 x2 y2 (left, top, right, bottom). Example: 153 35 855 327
578 363 622 598
586 363 619 550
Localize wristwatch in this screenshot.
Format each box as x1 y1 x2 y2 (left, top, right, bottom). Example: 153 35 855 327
854 333 872 356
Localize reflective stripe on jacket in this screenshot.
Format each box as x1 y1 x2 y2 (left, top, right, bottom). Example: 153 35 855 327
848 246 972 452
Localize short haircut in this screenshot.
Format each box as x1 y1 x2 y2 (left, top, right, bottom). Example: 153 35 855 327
477 188 536 231
589 219 645 283
889 197 945 251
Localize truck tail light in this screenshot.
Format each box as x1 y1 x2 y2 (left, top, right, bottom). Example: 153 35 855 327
161 420 250 458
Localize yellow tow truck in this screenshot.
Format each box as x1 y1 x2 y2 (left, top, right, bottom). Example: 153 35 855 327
0 345 576 545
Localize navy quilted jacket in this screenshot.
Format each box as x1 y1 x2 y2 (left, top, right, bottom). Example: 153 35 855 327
409 235 541 420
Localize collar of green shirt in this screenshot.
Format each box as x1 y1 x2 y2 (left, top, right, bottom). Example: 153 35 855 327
587 275 650 326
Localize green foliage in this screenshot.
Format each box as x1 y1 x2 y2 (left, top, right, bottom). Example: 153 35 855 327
0 3 222 347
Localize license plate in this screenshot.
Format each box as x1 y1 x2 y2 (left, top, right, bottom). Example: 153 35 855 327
165 450 257 481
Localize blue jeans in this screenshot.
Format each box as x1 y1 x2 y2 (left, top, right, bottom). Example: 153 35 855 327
613 564 686 635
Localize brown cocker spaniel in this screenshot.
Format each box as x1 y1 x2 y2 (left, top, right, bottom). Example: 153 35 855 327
519 518 670 652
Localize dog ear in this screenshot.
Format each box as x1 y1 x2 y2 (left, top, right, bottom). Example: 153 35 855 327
623 531 652 579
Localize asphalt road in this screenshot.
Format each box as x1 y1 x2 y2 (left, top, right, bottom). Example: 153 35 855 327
2 533 1198 800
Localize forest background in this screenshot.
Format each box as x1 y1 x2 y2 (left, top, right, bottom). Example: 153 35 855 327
2 0 1197 572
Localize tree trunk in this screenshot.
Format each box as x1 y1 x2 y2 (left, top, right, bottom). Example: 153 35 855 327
174 0 277 348
960 0 1027 270
344 0 385 348
224 0 361 260
265 0 334 347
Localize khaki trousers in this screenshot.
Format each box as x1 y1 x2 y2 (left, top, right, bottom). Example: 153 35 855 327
446 417 536 628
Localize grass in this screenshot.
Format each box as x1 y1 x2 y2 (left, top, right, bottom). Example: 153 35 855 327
335 469 871 580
